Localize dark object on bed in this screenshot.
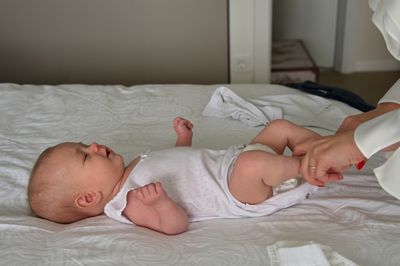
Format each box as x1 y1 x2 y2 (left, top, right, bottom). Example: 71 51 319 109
287 80 375 112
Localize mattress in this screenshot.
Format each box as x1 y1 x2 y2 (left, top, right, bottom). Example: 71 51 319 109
1 83 399 265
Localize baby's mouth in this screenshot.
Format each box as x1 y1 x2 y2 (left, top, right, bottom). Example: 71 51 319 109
106 148 111 157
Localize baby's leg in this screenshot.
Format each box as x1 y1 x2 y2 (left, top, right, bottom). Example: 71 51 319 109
123 182 188 235
250 119 320 154
229 150 301 204
174 117 193 147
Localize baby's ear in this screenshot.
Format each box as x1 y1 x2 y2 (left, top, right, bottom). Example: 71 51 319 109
75 191 102 208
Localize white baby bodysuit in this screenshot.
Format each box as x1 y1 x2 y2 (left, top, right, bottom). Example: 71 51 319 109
104 145 317 224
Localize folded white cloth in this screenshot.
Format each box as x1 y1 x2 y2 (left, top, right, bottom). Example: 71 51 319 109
277 244 330 266
202 87 348 132
267 241 359 266
202 86 282 126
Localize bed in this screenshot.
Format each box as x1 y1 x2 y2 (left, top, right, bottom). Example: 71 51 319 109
1 83 399 265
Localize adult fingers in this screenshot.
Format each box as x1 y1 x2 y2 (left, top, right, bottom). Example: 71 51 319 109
300 155 324 187
326 172 343 182
308 166 325 187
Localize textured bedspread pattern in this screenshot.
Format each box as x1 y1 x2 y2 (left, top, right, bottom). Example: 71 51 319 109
0 83 399 265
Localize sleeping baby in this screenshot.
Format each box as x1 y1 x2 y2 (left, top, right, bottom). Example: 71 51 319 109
28 117 337 235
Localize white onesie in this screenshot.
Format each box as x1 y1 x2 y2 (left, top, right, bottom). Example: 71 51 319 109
104 145 317 224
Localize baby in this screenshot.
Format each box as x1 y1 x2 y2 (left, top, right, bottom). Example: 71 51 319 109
29 117 324 235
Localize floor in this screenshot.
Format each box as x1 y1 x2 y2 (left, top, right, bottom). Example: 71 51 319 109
318 69 400 106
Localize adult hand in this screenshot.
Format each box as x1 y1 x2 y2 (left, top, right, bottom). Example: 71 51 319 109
296 130 366 186
337 102 400 133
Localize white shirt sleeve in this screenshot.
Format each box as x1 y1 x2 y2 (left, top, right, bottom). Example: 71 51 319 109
369 0 400 105
355 110 400 158
361 0 400 199
369 0 400 61
355 110 400 199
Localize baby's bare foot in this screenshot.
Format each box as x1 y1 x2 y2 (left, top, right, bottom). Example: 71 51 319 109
174 117 193 146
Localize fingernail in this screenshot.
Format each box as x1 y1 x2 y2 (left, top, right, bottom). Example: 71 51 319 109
356 160 366 170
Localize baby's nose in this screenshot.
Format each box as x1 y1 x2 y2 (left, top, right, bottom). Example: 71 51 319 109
89 142 103 153
89 142 98 150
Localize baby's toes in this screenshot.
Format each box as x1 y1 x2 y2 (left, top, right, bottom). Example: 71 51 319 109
132 188 145 201
154 182 165 196
143 183 157 197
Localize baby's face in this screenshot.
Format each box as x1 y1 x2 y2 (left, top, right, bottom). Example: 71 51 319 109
50 142 126 196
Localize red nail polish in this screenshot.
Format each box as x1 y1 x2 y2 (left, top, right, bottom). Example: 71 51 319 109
356 160 366 170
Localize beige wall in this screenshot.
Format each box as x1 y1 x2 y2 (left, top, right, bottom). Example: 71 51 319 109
0 0 228 85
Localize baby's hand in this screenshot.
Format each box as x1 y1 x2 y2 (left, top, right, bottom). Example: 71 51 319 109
125 182 189 235
174 117 193 147
174 117 193 132
132 182 166 205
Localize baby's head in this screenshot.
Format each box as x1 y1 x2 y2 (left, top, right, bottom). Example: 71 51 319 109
28 142 125 223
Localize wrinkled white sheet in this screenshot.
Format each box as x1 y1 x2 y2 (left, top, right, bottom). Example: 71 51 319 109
0 83 399 266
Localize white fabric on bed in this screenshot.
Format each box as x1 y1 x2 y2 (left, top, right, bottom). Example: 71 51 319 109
202 86 347 131
267 241 358 266
0 83 399 265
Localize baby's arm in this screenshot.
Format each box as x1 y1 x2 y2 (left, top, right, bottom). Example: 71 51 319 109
174 117 193 147
122 182 188 235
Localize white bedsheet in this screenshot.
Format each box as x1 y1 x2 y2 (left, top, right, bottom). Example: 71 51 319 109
0 83 399 265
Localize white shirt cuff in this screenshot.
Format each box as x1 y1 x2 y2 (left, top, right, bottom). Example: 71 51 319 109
355 110 400 158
